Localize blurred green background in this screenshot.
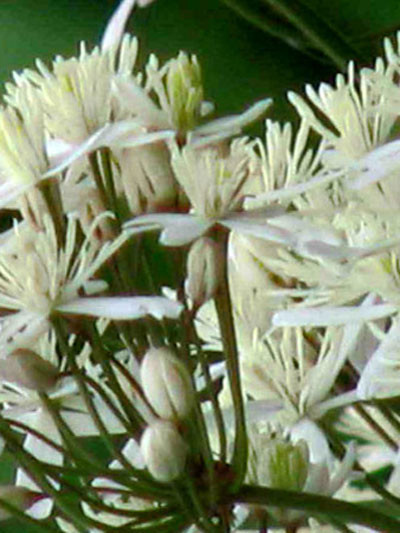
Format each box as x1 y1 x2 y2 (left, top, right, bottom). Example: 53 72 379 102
1 0 400 530
1 0 400 123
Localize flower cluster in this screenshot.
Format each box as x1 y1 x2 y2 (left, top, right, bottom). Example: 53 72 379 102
1 0 400 532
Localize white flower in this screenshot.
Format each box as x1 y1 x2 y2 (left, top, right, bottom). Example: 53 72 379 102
0 85 49 208
288 60 396 188
125 139 314 248
0 214 182 353
240 327 358 462
248 425 355 526
113 52 271 145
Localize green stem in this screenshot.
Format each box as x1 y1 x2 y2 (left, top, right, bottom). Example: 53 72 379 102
354 403 397 450
322 421 400 511
89 152 109 214
100 148 120 221
0 418 96 533
186 312 228 476
260 0 363 70
0 499 60 533
234 484 400 532
221 0 308 49
214 227 247 490
85 320 145 436
39 177 66 248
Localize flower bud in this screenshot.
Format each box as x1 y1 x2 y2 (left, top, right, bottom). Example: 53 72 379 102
140 420 188 482
0 486 42 520
140 347 194 420
0 349 59 391
185 237 222 311
166 52 204 133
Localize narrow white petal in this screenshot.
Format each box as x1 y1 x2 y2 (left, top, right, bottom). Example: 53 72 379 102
189 128 240 148
113 129 175 149
245 399 284 423
45 138 77 168
45 120 143 176
0 181 36 209
273 304 396 327
312 390 358 419
347 140 400 190
57 296 183 320
298 240 358 261
290 418 331 465
222 218 296 246
101 0 136 51
126 213 212 246
328 441 356 495
160 218 212 246
357 320 400 400
194 99 272 136
245 170 343 208
113 77 170 129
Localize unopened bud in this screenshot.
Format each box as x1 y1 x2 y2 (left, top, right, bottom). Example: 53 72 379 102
166 52 204 133
259 439 309 492
140 347 194 420
140 420 188 482
0 349 59 391
0 486 42 520
185 237 222 311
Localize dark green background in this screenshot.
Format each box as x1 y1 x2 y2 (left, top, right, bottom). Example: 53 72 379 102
1 0 400 122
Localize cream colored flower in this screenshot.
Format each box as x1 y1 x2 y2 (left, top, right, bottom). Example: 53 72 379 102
0 214 181 353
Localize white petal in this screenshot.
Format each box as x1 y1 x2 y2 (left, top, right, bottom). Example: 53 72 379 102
194 99 272 136
312 390 358 419
101 0 136 51
222 217 296 246
57 296 183 320
290 418 331 465
160 219 212 246
113 77 170 129
23 411 62 465
45 120 145 176
245 169 343 208
0 312 48 357
188 128 241 149
27 498 53 521
45 138 77 168
328 441 356 495
112 129 175 149
126 213 212 245
16 470 53 519
357 320 400 400
347 140 400 189
0 181 36 209
62 397 124 436
273 304 396 328
304 462 330 494
388 451 400 497
245 399 284 423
